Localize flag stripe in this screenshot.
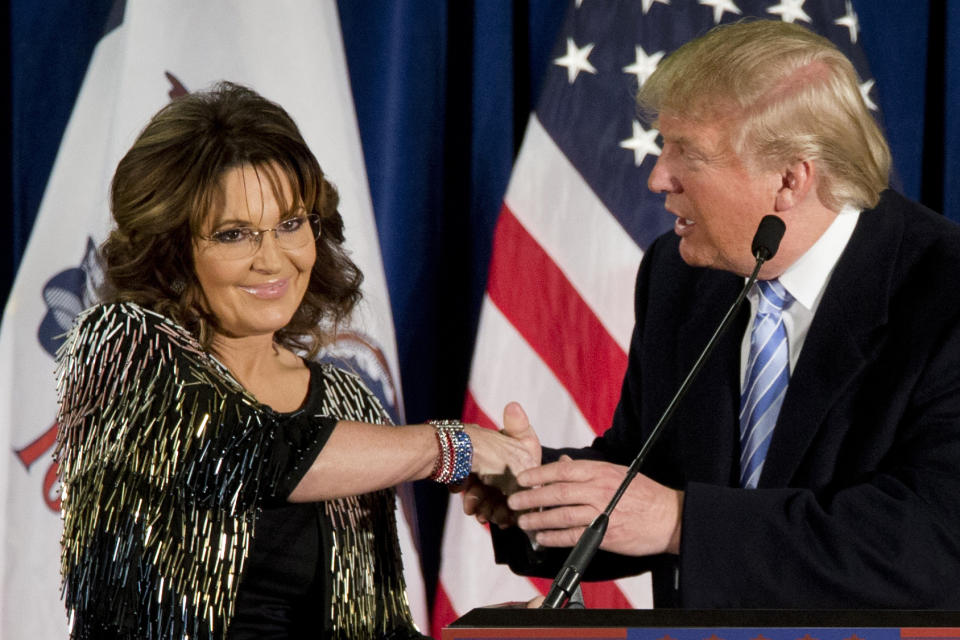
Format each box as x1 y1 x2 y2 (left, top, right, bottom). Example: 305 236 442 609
468 297 598 449
462 391 642 604
435 413 642 635
431 583 457 639
487 207 627 435
505 116 643 351
437 509 540 635
461 342 649 614
462 391 500 431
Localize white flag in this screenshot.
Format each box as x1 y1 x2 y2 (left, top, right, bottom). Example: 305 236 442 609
0 1 426 635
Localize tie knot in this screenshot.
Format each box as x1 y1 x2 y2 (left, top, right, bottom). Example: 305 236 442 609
756 279 791 315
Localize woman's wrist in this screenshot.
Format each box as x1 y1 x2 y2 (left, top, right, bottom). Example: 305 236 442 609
427 420 473 484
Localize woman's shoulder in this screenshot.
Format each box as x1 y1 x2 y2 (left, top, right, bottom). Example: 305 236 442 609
59 301 218 391
67 301 203 356
306 360 394 424
306 361 367 400
309 360 358 383
73 300 188 335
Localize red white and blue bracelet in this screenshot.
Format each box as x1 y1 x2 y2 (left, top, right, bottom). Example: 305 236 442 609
428 420 473 484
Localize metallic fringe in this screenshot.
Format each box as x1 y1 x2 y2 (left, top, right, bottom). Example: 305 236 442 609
318 367 416 638
55 303 417 639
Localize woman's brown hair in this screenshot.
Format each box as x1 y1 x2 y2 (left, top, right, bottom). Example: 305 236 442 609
101 81 362 356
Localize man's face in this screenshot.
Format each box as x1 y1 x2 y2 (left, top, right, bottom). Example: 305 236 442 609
648 113 783 277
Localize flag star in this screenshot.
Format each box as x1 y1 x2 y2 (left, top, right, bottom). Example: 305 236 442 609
554 37 597 84
767 0 812 24
641 0 671 15
623 45 665 86
834 0 860 43
859 78 877 111
620 121 661 166
699 0 742 24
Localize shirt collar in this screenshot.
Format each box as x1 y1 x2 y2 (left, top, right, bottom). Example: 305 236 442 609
777 204 860 312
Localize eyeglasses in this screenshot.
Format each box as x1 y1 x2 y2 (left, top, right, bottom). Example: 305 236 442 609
200 214 321 260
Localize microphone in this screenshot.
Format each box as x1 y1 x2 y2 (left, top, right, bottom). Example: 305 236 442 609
540 215 786 609
752 215 786 261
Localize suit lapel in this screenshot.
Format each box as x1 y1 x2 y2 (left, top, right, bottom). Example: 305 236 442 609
759 197 901 487
675 270 747 486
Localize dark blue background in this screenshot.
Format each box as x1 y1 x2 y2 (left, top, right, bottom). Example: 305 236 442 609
4 0 958 605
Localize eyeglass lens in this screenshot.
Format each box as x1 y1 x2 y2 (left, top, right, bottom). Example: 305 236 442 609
207 214 319 258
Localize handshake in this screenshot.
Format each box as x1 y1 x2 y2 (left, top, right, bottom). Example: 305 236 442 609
458 402 683 558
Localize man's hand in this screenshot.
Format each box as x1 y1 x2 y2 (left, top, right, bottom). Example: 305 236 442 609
457 474 515 527
458 402 542 528
507 456 684 556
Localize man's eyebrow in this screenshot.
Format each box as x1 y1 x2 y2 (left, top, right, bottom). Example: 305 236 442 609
652 125 691 148
654 121 722 159
663 133 699 152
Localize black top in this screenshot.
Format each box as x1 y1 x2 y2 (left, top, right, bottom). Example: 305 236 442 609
228 363 331 638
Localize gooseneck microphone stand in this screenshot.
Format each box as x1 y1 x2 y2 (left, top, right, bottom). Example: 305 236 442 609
540 215 787 609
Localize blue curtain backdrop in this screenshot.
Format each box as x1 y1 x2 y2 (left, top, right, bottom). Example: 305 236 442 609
5 0 958 606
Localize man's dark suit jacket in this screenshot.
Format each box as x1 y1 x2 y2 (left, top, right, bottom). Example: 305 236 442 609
495 189 960 608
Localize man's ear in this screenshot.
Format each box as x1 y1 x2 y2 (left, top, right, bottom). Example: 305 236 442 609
774 159 815 212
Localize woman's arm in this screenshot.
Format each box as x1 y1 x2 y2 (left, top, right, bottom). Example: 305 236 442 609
289 407 540 502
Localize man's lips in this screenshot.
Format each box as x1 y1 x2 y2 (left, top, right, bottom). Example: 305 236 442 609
239 279 290 299
674 217 696 236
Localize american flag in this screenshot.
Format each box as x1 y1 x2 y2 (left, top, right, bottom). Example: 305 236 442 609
433 0 878 633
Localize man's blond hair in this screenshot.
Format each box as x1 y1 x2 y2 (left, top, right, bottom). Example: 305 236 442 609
639 19 891 211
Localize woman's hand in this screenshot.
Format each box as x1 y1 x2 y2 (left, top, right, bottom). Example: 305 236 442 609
463 402 541 494
455 402 541 528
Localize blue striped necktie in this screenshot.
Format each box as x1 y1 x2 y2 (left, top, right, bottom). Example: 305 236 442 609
739 278 792 489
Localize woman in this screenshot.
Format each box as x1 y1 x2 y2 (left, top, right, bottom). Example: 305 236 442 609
55 82 534 639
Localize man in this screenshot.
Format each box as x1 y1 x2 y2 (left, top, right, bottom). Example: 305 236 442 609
469 20 960 608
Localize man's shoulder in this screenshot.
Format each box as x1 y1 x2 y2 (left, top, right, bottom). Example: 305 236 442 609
873 189 960 243
867 190 960 270
875 188 940 217
847 190 960 321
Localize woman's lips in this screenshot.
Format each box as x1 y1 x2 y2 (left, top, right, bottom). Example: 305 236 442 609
239 279 290 299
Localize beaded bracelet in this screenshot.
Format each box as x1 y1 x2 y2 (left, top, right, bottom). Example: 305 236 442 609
428 420 473 484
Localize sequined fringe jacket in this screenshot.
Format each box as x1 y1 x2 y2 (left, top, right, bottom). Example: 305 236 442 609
55 302 420 639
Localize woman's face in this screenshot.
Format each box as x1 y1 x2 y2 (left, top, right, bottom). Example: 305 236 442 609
192 164 317 340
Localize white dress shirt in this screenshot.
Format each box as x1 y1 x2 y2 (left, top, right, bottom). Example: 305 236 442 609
740 205 860 386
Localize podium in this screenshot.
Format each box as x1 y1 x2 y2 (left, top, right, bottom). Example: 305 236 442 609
443 608 960 640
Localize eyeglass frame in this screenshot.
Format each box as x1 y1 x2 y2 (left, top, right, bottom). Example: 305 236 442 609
197 213 322 258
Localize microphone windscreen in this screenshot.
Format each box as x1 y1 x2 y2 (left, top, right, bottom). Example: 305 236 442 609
752 215 786 260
